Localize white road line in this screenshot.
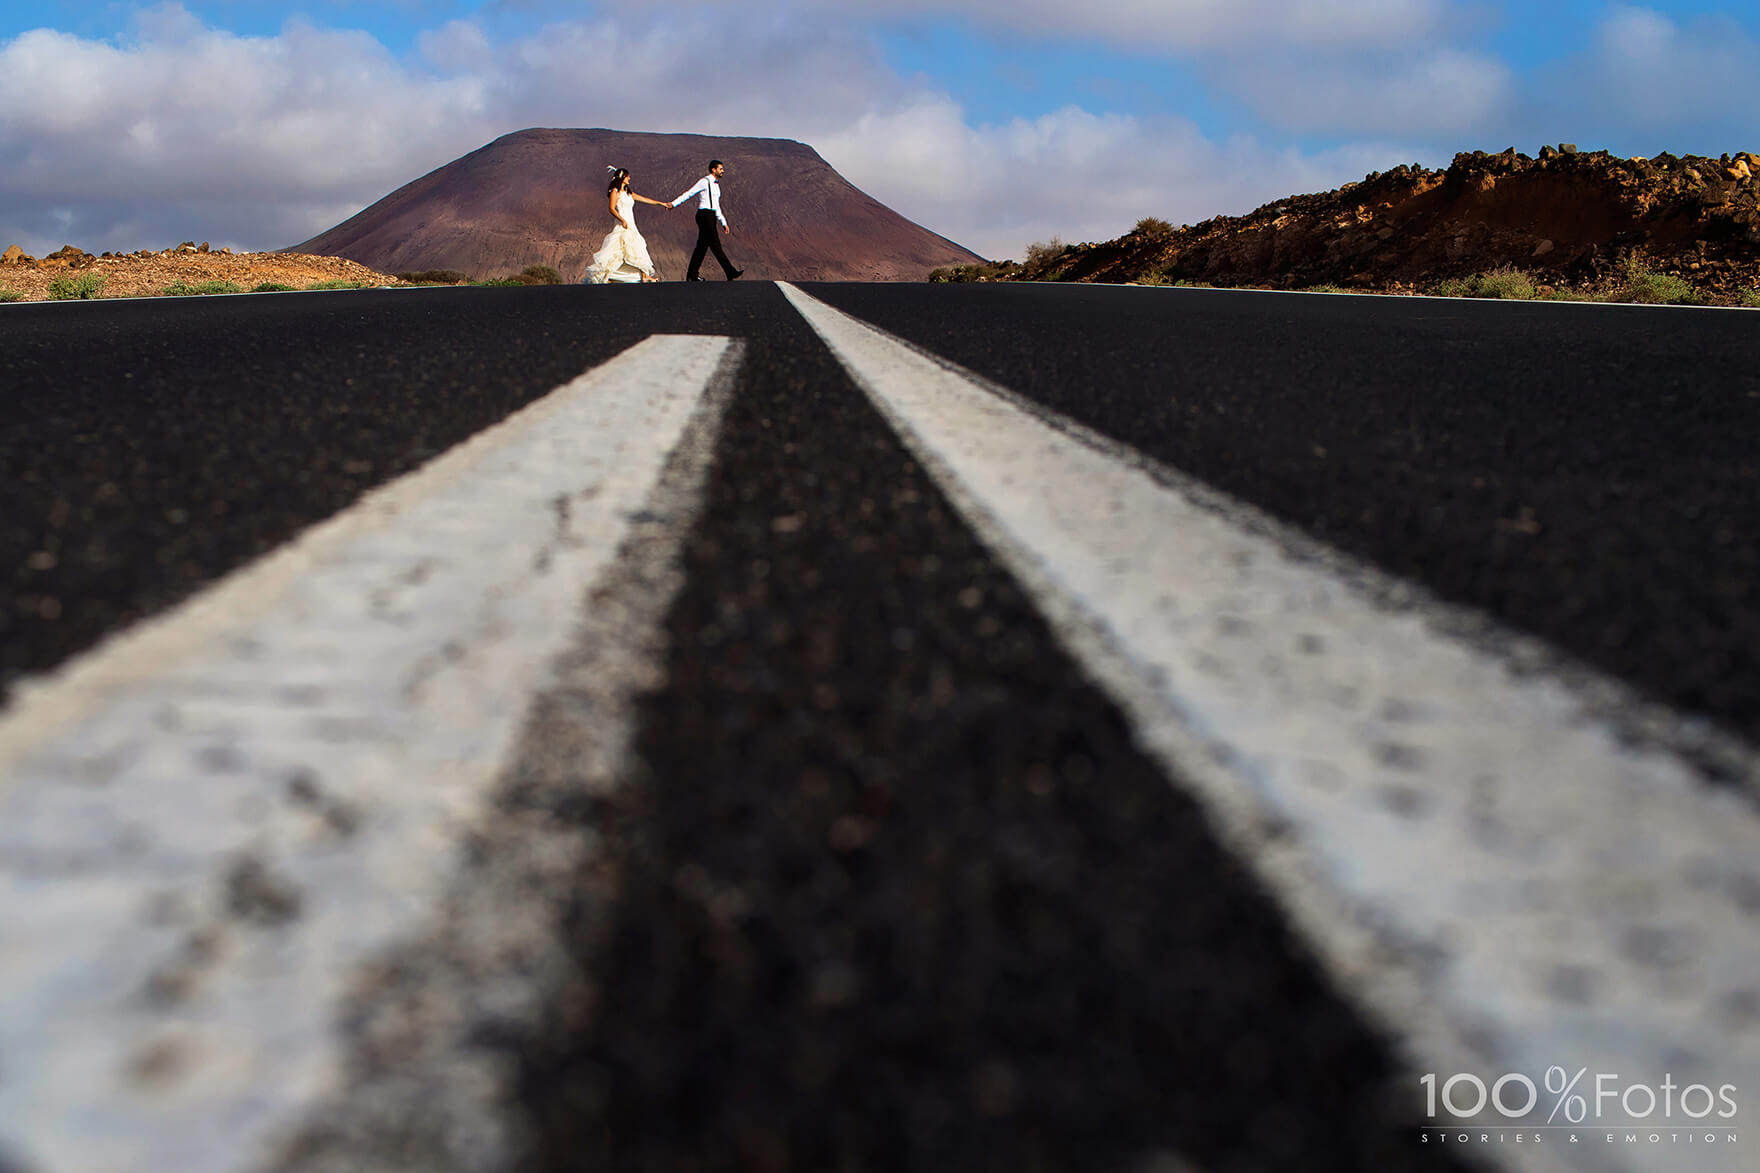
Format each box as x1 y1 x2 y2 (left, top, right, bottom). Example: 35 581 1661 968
0 335 740 1173
780 282 1760 1173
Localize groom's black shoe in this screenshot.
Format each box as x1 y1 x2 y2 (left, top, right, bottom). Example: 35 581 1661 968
727 269 744 280
686 275 705 282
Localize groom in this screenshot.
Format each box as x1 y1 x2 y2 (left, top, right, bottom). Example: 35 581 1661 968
671 160 743 281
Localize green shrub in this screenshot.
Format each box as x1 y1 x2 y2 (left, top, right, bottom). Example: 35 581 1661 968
0 287 20 303
1473 267 1536 299
1132 217 1176 238
1432 267 1536 300
47 272 107 300
1305 283 1352 294
164 280 243 296
1172 278 1213 289
475 277 525 287
252 282 295 293
1740 289 1760 307
1617 260 1701 305
395 269 470 285
303 279 366 291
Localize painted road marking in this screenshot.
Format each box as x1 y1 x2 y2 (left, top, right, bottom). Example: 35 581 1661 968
0 335 740 1173
782 281 1760 1173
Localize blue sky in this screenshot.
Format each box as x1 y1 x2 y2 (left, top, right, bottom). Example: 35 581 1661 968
2 1 1757 261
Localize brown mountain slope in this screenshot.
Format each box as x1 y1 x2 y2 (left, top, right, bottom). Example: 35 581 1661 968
943 145 1760 300
291 128 984 282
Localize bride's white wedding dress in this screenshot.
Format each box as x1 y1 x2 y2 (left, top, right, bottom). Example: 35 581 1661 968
583 191 656 284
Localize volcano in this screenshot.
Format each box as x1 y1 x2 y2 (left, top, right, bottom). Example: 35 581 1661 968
290 128 984 282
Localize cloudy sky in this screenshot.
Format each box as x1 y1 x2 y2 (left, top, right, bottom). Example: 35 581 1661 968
2 1 1757 262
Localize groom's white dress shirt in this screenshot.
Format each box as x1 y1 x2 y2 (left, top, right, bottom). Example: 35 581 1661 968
671 176 727 229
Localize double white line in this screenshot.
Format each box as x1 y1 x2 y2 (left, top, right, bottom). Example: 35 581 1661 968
1 287 1754 1173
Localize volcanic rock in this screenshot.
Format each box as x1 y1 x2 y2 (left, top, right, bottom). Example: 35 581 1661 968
966 145 1760 298
41 246 95 270
292 128 985 282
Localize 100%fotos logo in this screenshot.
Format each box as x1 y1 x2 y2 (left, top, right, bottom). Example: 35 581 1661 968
1421 1067 1739 1125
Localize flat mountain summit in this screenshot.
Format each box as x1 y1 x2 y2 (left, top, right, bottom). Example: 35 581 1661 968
950 145 1760 301
292 128 984 282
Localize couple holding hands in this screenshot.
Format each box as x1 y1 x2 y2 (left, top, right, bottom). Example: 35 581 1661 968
583 159 743 284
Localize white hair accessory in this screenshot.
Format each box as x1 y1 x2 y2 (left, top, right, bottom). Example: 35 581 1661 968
606 164 619 172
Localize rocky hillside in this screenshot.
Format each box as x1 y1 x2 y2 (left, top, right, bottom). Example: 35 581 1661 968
942 145 1760 300
0 242 403 302
294 128 984 283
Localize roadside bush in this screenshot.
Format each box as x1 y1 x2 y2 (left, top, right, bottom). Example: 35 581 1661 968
476 276 525 287
1433 267 1535 300
303 279 366 290
47 272 107 300
1617 260 1702 305
1305 283 1352 294
928 260 1020 283
164 280 242 296
1740 289 1760 307
395 269 470 285
1132 216 1176 239
515 264 562 285
1474 268 1537 299
0 288 20 303
252 282 295 293
1023 237 1067 266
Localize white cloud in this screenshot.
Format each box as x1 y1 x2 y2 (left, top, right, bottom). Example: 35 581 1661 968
416 19 493 71
818 97 1409 259
1570 6 1760 133
0 3 1423 262
1221 49 1514 137
0 9 499 251
644 0 1451 52
0 3 901 253
1600 6 1677 58
1495 6 1760 156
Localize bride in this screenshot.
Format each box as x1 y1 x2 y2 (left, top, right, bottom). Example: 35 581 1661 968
584 166 669 283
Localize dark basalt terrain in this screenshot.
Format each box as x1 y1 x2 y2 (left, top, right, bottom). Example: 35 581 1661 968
943 145 1760 299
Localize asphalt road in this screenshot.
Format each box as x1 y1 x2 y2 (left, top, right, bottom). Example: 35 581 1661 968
804 283 1760 755
8 284 1759 745
3 282 1756 1173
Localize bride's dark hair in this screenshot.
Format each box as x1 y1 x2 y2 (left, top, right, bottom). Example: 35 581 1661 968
607 167 630 194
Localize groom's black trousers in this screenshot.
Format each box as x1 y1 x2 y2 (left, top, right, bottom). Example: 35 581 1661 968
688 209 738 279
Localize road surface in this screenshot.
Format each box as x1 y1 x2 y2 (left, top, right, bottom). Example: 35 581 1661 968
1 282 1756 1173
